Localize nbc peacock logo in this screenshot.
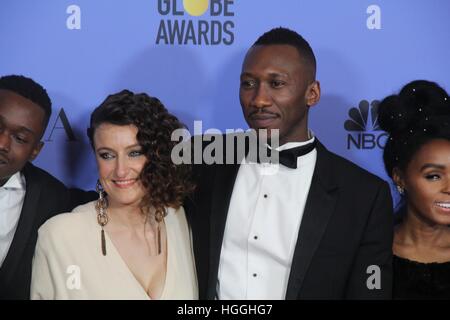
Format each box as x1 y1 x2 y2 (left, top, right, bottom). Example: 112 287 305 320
156 0 235 45
344 100 388 149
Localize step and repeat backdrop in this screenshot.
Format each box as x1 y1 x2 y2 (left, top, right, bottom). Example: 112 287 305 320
1 0 449 205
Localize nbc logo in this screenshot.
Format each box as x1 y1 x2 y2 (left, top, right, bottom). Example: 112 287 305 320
344 100 388 149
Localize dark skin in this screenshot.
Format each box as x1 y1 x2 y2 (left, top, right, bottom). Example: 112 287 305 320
0 89 45 186
393 139 450 263
239 44 321 145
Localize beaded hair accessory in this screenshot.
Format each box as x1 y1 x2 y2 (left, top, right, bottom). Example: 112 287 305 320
388 86 450 164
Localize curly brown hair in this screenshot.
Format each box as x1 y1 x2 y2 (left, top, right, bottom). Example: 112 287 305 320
87 89 194 221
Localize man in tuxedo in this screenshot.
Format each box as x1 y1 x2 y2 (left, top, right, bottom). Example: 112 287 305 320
0 75 95 299
187 27 393 299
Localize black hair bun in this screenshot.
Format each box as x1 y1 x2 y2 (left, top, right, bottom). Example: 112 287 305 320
378 80 449 136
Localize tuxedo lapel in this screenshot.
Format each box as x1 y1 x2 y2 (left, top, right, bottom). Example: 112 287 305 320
0 163 41 285
207 161 240 299
285 142 339 299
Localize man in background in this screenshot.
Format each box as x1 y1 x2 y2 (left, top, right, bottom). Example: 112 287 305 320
0 75 95 299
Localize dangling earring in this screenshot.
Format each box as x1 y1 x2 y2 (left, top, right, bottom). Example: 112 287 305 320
95 180 109 256
396 185 405 195
154 208 167 255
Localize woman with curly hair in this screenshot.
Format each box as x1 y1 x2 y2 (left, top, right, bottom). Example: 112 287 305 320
378 80 450 299
30 90 197 299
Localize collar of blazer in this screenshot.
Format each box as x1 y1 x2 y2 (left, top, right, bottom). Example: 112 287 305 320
285 140 339 299
0 162 43 285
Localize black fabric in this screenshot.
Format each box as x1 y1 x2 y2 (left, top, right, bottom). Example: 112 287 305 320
258 139 317 169
185 135 394 300
0 162 96 300
393 255 450 300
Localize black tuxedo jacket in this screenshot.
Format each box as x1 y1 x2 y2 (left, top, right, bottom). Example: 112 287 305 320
0 162 96 300
186 139 394 299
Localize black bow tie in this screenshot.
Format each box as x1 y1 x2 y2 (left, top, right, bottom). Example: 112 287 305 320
258 139 317 169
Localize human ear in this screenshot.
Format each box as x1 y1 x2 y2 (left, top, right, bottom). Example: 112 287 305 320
306 80 321 107
392 167 406 190
29 141 44 161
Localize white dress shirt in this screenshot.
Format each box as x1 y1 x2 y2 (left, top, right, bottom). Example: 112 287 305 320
0 172 26 267
217 136 317 300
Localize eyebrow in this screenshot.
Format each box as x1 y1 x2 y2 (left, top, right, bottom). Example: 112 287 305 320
17 126 36 136
0 116 37 136
420 163 446 171
240 72 289 78
95 144 142 153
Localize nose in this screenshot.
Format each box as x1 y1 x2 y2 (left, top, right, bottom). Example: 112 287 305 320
443 178 450 195
251 84 272 109
0 130 11 153
114 156 129 178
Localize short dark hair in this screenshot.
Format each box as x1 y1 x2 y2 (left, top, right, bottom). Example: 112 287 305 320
87 89 195 220
378 80 450 178
0 75 52 131
253 27 317 79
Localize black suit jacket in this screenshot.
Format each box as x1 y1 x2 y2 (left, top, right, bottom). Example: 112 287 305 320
0 162 96 300
186 139 394 299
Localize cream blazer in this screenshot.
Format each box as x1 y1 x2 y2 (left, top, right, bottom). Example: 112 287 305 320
30 201 198 300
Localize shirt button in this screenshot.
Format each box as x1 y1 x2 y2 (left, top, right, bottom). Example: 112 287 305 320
263 194 268 198
253 273 257 277
254 235 258 240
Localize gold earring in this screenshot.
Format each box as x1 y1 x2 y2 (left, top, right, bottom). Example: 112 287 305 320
155 209 165 255
95 180 109 256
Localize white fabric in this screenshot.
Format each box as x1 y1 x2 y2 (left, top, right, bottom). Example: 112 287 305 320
30 201 198 300
0 172 26 267
217 137 317 299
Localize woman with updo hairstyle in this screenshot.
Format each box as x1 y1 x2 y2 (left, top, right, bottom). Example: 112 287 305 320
378 80 450 299
31 90 198 299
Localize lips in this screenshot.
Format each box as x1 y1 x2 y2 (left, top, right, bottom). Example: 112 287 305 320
435 201 450 213
112 179 137 188
0 155 8 165
249 113 279 128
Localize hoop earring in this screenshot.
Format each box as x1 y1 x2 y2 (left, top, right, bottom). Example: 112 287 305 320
95 180 109 256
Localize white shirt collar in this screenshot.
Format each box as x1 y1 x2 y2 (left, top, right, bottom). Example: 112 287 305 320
1 172 25 190
271 130 316 151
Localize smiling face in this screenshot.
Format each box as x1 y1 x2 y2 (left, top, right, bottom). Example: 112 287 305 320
394 139 450 226
239 44 320 144
0 90 45 186
93 123 148 209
